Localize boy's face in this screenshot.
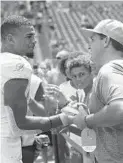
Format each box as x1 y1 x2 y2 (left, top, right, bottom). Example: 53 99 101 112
70 65 92 89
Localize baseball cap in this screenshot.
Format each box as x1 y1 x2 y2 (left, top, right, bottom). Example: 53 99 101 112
81 19 123 45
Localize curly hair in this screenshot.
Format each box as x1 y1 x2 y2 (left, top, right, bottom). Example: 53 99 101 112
68 51 89 60
66 54 92 76
1 15 32 40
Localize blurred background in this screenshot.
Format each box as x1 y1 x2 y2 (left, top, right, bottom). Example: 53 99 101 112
1 0 123 66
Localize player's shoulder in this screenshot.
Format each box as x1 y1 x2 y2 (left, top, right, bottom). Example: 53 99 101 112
1 52 32 70
1 53 32 80
1 52 22 61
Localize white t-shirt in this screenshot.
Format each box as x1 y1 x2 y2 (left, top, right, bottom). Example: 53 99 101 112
59 80 85 102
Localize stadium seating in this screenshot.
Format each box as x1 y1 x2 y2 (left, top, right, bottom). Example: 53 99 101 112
1 1 123 54
49 1 123 53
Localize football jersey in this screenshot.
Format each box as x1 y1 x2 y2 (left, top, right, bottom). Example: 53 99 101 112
0 52 32 137
0 52 33 163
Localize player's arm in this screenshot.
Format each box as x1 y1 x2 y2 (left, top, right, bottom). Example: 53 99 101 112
28 83 47 116
4 79 73 132
4 78 51 131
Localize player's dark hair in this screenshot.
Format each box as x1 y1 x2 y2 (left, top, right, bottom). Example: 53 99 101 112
1 15 32 40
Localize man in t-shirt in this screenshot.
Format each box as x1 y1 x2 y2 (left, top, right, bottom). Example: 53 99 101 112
73 19 123 163
1 15 73 163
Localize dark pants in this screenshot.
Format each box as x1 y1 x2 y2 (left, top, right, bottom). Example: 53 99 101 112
57 134 70 163
22 145 35 163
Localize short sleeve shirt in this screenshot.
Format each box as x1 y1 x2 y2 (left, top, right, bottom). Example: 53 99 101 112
88 60 123 163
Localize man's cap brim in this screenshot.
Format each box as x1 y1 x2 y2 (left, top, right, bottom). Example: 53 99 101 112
81 28 99 38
